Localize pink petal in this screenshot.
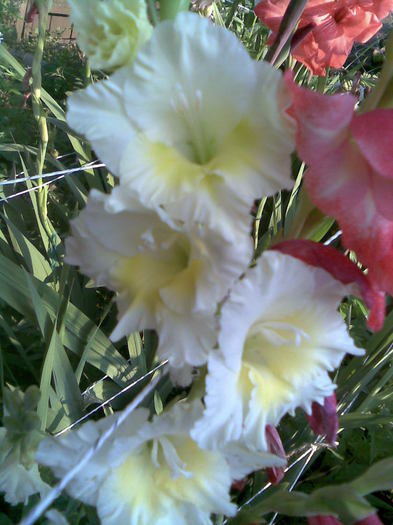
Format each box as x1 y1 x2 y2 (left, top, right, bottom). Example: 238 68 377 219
339 7 380 42
301 14 354 71
351 110 393 179
255 0 290 33
265 425 286 485
284 72 356 164
339 210 393 297
285 75 393 304
373 0 393 19
370 173 393 222
271 240 386 331
308 516 343 525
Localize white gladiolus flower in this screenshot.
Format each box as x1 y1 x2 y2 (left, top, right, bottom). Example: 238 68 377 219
192 251 364 450
36 402 283 525
66 188 252 383
0 429 49 505
68 0 152 70
67 12 295 241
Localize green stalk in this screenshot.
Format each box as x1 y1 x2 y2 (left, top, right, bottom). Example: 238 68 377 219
31 0 55 241
159 0 190 21
147 0 160 25
360 29 393 112
265 0 307 66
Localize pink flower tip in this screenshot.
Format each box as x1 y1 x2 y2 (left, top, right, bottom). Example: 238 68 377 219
308 516 342 525
266 425 286 485
355 514 384 525
272 240 386 332
306 393 338 446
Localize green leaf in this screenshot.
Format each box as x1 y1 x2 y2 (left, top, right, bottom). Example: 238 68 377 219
361 29 393 111
3 212 53 282
340 413 393 429
352 457 393 495
0 253 134 385
231 485 374 525
159 0 190 20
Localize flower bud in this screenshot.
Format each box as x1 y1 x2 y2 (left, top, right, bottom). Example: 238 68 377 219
68 0 153 70
306 393 339 446
266 425 286 485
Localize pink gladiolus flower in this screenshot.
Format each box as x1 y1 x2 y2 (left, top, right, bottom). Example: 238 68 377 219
265 425 286 484
272 240 385 331
285 74 393 309
306 393 338 446
255 0 393 75
308 517 342 525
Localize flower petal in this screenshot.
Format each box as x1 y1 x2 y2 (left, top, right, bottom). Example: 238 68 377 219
306 393 339 446
66 187 250 377
68 12 295 241
272 240 386 331
194 251 362 451
351 110 393 180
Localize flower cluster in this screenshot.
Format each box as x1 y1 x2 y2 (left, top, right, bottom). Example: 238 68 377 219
256 0 393 75
32 1 393 524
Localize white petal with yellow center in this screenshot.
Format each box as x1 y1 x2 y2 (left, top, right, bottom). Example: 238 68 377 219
68 0 152 70
37 403 240 525
67 12 295 241
66 188 252 382
192 251 363 450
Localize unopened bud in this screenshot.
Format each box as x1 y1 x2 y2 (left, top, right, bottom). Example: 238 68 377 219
265 425 286 485
306 393 338 446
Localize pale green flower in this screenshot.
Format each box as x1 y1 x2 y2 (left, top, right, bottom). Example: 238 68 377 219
67 12 295 242
68 0 152 70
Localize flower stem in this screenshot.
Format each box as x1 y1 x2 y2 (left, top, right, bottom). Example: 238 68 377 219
265 0 307 66
159 0 190 21
31 0 56 243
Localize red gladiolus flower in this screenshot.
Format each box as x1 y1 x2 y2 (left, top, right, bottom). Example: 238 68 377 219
285 73 393 309
255 0 393 75
308 516 342 525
